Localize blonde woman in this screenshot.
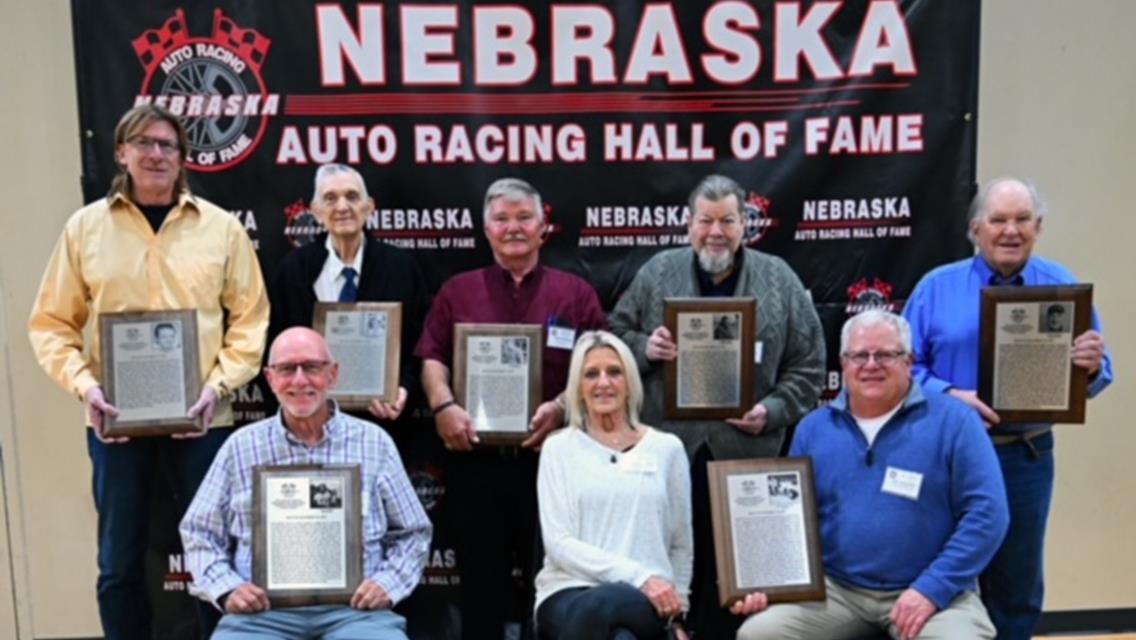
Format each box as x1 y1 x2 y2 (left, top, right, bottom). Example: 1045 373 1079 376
535 331 692 639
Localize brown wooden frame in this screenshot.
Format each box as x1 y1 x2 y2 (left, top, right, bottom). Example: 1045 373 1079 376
312 302 402 411
707 457 826 607
99 309 203 437
979 284 1093 423
252 464 363 608
453 323 543 445
663 297 756 420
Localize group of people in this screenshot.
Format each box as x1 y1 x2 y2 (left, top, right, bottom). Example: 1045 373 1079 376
27 104 1112 640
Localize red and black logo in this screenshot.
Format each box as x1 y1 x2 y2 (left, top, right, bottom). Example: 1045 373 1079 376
282 199 322 248
742 192 776 246
845 277 898 314
541 202 564 242
132 9 278 172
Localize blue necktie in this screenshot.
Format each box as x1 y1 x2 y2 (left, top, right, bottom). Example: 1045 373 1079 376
339 267 358 302
989 274 1025 286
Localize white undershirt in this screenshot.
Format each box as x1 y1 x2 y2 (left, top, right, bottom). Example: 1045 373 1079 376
854 401 903 447
313 235 365 302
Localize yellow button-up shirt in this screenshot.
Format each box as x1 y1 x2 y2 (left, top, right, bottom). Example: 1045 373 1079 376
28 192 269 427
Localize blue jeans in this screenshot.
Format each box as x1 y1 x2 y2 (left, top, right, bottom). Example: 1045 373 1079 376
213 605 408 640
86 427 233 640
536 583 669 640
979 430 1055 640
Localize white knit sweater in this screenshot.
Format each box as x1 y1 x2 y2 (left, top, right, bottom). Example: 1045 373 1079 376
534 426 693 611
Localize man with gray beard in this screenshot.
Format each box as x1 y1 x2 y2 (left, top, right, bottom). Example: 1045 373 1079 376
610 174 824 638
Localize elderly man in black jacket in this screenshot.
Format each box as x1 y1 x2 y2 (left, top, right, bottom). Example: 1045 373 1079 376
268 163 430 423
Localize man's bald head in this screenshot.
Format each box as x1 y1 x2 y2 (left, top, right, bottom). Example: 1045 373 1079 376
268 327 333 365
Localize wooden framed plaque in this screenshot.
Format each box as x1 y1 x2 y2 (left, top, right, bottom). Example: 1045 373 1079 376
252 464 363 608
663 297 756 420
979 284 1093 423
98 309 203 437
708 457 825 607
453 323 543 445
313 302 402 411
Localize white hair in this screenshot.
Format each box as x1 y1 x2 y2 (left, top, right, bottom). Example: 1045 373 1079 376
840 309 912 354
312 163 369 203
967 177 1047 242
483 177 544 225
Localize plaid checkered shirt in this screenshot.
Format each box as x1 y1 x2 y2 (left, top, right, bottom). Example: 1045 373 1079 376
179 404 431 607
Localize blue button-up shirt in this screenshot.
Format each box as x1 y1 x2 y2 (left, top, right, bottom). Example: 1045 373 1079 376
180 404 432 606
903 255 1113 435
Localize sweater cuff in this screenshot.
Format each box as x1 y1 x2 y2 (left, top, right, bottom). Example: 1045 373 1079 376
630 567 655 589
911 573 958 611
760 396 788 430
74 375 100 402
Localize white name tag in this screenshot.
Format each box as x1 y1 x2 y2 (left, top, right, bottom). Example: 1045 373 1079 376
548 325 576 350
754 340 764 364
361 490 370 516
617 451 658 474
881 466 923 501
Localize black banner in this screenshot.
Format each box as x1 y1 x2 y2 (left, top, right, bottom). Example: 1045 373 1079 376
71 1 979 638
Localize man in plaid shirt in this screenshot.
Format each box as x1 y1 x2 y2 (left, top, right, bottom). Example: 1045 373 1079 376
180 327 431 639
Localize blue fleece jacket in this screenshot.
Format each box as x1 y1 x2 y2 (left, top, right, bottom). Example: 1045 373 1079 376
790 382 1009 608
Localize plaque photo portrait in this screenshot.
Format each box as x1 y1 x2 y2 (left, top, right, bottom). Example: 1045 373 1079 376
708 458 825 607
99 309 202 437
663 298 756 420
979 284 1092 423
453 323 543 444
253 464 363 607
313 302 402 410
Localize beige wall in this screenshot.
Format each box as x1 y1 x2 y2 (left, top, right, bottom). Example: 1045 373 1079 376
0 1 1132 637
978 0 1136 610
0 0 92 637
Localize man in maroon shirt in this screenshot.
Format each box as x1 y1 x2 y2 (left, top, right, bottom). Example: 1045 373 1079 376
416 177 607 639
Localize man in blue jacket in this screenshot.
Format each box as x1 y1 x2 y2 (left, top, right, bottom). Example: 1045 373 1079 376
734 310 1008 640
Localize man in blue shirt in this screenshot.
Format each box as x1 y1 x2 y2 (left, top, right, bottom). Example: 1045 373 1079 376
902 177 1113 640
734 310 1008 640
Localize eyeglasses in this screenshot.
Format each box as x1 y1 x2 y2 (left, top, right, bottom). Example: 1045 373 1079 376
127 135 180 156
842 350 907 367
693 215 740 229
265 360 332 377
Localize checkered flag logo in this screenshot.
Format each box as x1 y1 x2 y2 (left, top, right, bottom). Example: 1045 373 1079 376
211 9 271 72
131 9 189 73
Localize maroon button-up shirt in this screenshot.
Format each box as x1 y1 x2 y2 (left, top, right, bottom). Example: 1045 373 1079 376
415 263 608 400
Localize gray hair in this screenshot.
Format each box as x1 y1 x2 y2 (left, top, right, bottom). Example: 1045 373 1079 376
688 174 746 215
967 177 1047 242
313 163 369 203
840 309 912 355
483 177 543 224
564 331 644 431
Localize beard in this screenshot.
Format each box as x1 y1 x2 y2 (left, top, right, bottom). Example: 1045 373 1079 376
697 246 734 275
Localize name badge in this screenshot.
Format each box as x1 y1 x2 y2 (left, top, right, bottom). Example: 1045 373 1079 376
617 451 658 475
754 340 764 364
881 466 923 501
548 325 576 350
361 490 370 516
